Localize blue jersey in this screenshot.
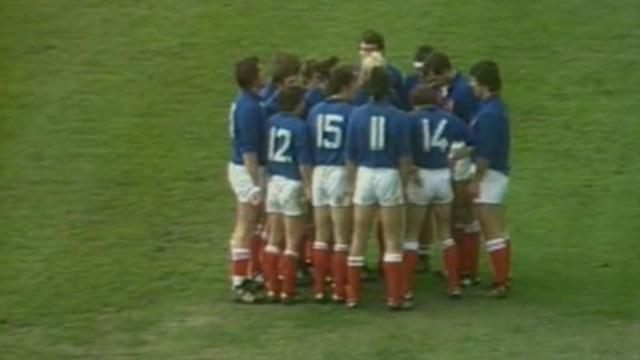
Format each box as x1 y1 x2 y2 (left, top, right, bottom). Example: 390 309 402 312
305 88 327 112
402 73 421 109
230 91 267 165
346 100 411 168
266 113 313 180
307 98 354 166
408 106 468 169
447 72 480 124
263 92 280 119
471 96 510 175
259 82 277 101
386 64 405 107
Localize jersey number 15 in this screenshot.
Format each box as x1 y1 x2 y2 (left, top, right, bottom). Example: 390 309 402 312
315 114 344 149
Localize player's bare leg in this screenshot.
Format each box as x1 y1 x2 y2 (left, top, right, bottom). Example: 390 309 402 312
264 213 284 302
476 204 509 298
402 204 426 300
312 206 332 302
417 209 433 272
229 202 261 303
331 206 352 303
346 205 376 308
433 203 462 299
453 182 481 287
281 214 305 304
380 205 411 310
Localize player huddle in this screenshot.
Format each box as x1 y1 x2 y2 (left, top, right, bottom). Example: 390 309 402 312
227 30 511 310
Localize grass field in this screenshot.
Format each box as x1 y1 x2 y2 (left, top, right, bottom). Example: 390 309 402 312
1 1 640 359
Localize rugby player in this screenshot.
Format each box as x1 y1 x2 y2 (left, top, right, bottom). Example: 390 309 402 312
307 64 359 303
467 60 512 298
262 86 314 303
404 84 469 299
345 67 412 310
424 51 482 285
227 56 267 303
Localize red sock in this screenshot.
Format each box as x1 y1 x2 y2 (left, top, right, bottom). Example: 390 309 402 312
383 253 403 305
465 222 481 278
452 224 468 275
230 248 250 288
401 242 419 297
263 245 281 294
312 242 329 296
281 251 298 297
505 236 512 281
332 244 349 300
376 222 385 275
347 256 364 304
442 239 460 291
486 238 508 286
249 233 263 277
305 232 314 265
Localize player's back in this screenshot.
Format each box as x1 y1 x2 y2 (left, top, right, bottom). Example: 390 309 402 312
308 99 353 166
230 91 266 165
347 100 409 168
409 106 467 169
267 113 311 180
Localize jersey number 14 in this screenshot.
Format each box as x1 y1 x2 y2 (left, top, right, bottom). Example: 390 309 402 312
422 118 448 152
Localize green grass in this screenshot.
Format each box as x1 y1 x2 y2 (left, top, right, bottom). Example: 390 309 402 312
1 0 639 358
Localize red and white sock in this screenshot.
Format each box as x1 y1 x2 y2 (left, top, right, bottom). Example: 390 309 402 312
486 238 508 287
312 241 330 296
281 250 298 297
383 253 403 305
230 247 250 289
263 245 281 295
332 244 349 301
402 241 419 297
347 256 365 305
249 227 263 278
376 222 385 276
452 223 467 274
441 239 460 291
464 221 481 278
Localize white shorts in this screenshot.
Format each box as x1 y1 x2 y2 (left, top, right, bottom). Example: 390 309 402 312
407 168 453 206
228 163 263 204
452 158 475 181
474 170 509 204
353 167 404 207
312 166 350 207
266 176 307 216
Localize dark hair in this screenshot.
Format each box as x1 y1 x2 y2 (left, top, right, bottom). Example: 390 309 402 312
423 51 452 76
327 64 356 95
413 45 434 63
277 85 306 112
470 60 502 92
365 66 390 101
272 52 301 84
235 56 260 91
410 83 440 108
303 56 340 81
360 30 385 51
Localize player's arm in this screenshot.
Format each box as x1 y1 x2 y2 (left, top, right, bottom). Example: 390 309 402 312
398 115 415 189
297 124 314 200
344 116 359 196
238 105 264 188
469 114 498 198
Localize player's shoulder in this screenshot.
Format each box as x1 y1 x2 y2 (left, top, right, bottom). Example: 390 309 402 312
386 64 404 78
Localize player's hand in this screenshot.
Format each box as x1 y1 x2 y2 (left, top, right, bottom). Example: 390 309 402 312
467 180 480 199
248 186 263 206
303 187 312 203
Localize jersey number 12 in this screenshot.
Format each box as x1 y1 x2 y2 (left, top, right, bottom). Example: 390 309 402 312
268 128 292 163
